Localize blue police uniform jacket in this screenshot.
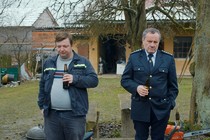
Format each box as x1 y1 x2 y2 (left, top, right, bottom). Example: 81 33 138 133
38 51 98 116
121 49 178 122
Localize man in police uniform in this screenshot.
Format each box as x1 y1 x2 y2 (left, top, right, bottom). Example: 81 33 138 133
121 28 178 140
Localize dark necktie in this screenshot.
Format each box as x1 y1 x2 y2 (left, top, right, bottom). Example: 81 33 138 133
148 54 153 73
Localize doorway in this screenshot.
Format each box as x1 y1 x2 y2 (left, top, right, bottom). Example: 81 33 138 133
99 34 126 74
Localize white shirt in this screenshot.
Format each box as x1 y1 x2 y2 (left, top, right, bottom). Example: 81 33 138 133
145 50 157 66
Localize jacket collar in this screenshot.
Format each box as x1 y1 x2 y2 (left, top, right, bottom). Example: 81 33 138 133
139 49 163 73
51 50 80 62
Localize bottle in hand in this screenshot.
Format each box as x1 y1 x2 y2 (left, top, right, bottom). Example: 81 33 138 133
63 64 69 89
143 78 150 99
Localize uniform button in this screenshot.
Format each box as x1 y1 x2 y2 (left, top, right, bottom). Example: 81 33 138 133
150 75 152 78
150 86 152 89
149 97 152 100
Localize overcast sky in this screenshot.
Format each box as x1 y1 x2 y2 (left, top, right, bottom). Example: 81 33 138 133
0 0 88 26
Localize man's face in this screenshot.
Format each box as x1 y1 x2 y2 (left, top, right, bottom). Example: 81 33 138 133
142 32 160 54
55 38 72 59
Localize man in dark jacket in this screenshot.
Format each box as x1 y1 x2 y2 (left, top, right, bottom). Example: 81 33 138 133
38 32 98 140
121 28 178 140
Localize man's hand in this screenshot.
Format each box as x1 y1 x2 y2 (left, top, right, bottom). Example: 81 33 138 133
41 109 44 115
63 74 74 84
137 85 149 97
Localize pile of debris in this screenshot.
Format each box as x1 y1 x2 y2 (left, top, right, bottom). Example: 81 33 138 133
99 121 122 138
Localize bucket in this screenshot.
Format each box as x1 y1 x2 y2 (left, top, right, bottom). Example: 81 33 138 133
1 74 15 84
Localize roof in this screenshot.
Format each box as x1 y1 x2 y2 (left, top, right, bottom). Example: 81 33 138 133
32 7 59 28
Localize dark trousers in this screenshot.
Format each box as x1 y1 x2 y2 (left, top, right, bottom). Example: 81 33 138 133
133 109 170 140
44 109 86 140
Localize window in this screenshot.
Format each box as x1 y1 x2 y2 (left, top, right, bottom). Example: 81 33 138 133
173 36 192 58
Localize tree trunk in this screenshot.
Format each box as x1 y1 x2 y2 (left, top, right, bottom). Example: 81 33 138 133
122 0 147 51
189 77 197 124
193 0 210 128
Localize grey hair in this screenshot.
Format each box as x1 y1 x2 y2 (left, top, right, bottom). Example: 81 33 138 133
142 28 161 41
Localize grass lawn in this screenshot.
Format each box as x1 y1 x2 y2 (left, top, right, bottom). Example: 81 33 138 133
0 76 192 139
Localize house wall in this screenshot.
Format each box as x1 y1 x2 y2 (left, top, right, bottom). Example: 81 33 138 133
88 36 99 73
32 27 194 76
73 36 99 73
162 30 194 76
32 30 100 73
0 27 32 67
32 31 56 49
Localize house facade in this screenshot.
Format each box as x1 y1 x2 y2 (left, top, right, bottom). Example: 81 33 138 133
31 2 195 76
0 7 59 78
0 0 195 77
31 25 194 76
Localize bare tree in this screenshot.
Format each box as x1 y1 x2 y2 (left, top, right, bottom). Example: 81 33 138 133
0 27 32 80
0 0 31 25
0 0 35 81
0 0 16 48
0 0 15 16
50 0 195 50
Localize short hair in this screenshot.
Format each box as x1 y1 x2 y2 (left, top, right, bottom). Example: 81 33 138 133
142 28 161 41
55 32 73 46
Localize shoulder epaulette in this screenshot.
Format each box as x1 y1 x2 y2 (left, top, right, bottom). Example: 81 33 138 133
131 49 142 54
161 50 173 56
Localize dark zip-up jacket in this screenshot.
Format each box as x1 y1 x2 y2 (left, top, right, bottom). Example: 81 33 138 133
38 51 98 116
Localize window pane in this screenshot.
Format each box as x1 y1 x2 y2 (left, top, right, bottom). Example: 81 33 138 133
173 36 192 58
